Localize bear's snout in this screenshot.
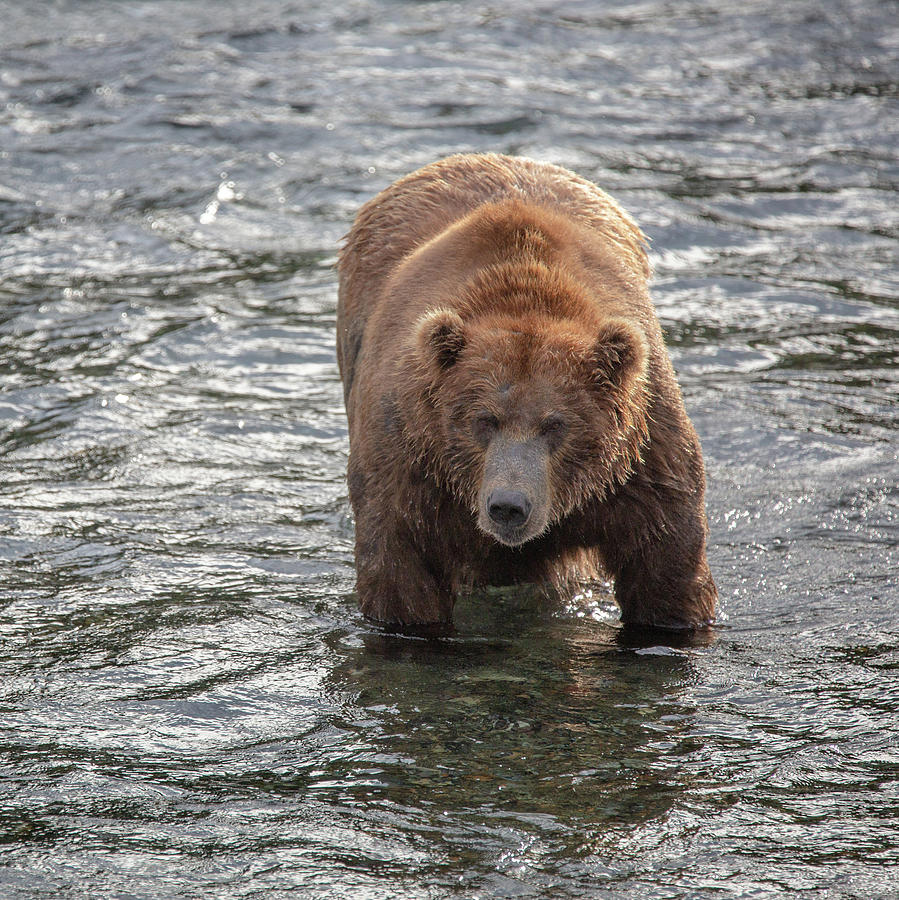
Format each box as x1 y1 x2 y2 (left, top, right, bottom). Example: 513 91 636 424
478 436 550 546
487 489 532 529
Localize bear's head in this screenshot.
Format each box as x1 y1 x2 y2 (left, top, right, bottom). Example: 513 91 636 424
412 307 650 547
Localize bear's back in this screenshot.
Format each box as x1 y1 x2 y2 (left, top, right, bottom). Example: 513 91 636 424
339 154 648 300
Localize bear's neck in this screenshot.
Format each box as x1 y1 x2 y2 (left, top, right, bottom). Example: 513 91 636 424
459 256 594 325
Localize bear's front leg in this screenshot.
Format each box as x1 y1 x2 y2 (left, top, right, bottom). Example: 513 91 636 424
598 489 717 631
612 538 717 630
353 506 455 629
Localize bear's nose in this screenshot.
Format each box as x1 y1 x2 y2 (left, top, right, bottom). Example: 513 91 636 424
487 490 531 528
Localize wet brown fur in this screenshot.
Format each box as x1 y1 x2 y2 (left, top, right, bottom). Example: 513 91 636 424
337 153 717 630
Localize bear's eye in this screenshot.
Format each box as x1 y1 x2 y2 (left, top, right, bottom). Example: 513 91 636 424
472 413 499 443
540 415 568 444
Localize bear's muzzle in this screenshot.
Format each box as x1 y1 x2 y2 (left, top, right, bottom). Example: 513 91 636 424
477 436 550 546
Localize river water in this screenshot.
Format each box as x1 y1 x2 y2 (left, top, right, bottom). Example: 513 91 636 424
1 1 897 897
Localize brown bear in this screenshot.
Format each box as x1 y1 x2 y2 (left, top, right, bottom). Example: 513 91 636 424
337 153 716 631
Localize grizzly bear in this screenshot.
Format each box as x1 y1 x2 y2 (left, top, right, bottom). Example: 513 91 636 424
337 153 716 631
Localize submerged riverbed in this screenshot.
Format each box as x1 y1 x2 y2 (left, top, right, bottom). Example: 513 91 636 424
1 1 897 897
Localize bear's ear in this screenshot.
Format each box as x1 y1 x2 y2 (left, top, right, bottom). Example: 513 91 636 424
415 308 466 371
592 319 648 394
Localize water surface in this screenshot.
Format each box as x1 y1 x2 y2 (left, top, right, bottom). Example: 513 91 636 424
1 1 897 897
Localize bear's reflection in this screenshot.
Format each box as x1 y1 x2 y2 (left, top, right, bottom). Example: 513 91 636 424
323 588 711 831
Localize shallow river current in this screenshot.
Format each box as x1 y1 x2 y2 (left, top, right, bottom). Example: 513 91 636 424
1 1 898 897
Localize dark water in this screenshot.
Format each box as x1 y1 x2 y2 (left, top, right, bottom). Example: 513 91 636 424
1 1 897 896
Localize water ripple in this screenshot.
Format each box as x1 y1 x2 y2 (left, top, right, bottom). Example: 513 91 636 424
1 1 897 897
